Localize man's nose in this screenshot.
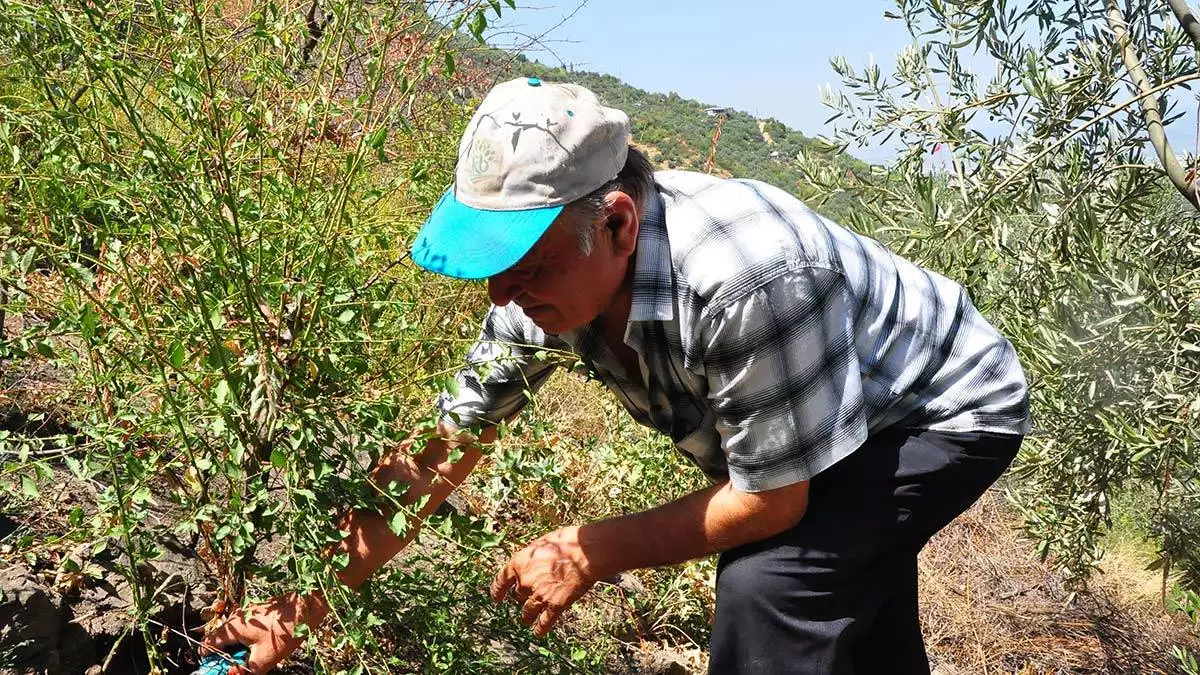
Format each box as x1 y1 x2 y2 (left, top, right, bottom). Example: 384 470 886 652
487 271 520 307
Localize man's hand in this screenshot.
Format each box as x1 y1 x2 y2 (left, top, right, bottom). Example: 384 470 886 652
201 592 327 674
490 526 599 636
197 423 490 672
485 480 810 639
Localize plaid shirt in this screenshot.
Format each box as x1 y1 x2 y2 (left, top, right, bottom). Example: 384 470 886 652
440 171 1031 492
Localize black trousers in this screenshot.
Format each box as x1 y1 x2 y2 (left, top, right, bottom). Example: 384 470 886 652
707 428 1023 675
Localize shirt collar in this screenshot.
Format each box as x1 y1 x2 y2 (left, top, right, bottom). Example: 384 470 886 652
628 186 675 323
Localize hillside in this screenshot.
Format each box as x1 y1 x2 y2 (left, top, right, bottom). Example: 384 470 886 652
459 50 870 223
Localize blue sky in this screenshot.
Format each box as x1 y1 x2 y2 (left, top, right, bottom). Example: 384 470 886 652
484 0 1199 165
486 0 912 159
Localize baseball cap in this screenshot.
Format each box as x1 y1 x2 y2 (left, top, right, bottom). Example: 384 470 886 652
411 77 630 279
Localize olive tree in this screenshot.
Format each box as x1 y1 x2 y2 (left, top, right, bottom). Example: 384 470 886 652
799 0 1200 598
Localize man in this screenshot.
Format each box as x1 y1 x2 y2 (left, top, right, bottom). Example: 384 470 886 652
205 77 1031 674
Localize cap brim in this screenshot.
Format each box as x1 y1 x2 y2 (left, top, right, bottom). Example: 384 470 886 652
411 188 563 280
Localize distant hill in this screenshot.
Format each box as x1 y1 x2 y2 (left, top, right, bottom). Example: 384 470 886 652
524 59 862 175
460 49 870 223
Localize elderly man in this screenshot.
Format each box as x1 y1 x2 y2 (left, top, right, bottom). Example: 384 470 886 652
206 77 1031 674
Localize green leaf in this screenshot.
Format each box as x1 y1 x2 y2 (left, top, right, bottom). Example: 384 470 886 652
443 52 455 76
469 10 487 43
21 474 38 498
65 456 83 478
131 486 153 505
168 341 186 369
80 305 97 341
388 511 408 537
270 447 286 468
366 125 387 149
1131 446 1156 462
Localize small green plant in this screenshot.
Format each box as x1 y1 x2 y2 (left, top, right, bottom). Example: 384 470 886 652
0 0 634 671
1175 644 1200 675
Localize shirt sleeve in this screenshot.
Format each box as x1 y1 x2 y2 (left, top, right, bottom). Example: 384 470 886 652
438 303 560 429
698 267 869 492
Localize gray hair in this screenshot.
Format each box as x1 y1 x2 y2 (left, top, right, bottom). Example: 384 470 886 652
563 146 656 254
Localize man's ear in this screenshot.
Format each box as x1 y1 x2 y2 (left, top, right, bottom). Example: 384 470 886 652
604 191 639 257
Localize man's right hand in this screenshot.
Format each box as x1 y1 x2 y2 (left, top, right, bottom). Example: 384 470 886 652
199 422 490 672
201 591 328 674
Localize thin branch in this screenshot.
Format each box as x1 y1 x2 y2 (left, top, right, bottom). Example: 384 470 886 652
952 70 1200 232
1106 0 1199 208
1168 0 1200 52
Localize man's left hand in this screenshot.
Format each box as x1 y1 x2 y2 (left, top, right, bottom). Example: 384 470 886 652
490 526 600 636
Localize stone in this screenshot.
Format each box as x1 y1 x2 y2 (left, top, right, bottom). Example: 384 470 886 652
0 565 65 669
637 648 691 675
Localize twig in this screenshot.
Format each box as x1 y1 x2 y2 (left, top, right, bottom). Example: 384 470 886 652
1106 0 1199 208
100 627 129 673
951 71 1200 233
299 0 328 66
1168 0 1200 51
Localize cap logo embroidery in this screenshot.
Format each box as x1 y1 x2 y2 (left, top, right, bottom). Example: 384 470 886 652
465 137 500 189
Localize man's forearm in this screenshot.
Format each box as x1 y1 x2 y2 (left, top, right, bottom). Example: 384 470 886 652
576 480 809 580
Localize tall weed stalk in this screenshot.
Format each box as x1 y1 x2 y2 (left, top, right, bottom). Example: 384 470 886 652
0 0 607 671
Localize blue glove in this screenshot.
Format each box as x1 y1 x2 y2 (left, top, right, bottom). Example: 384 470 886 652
195 646 250 675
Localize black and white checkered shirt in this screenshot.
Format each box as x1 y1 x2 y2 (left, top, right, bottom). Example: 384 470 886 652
440 171 1031 492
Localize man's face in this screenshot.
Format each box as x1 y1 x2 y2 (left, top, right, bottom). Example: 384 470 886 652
486 196 637 334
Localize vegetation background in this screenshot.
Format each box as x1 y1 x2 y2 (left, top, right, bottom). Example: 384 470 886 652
0 0 1198 673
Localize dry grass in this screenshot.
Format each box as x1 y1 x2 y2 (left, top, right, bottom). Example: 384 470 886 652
920 491 1200 674
532 369 613 444
1094 537 1176 610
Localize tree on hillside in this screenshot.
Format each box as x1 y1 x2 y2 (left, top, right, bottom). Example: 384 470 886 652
800 0 1200 618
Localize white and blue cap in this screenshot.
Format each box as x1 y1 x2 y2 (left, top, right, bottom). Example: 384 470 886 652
412 77 630 279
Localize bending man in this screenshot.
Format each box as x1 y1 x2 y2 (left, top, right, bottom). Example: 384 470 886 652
206 77 1031 674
